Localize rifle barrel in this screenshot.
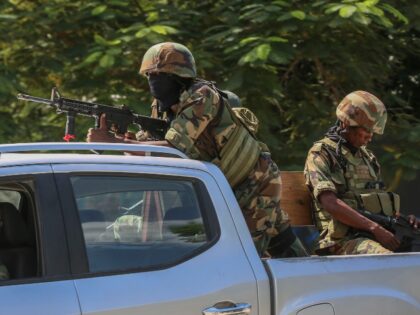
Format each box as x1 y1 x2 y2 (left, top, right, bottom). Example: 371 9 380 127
17 89 168 139
17 94 53 106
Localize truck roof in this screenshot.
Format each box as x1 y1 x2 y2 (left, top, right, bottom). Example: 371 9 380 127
0 142 217 174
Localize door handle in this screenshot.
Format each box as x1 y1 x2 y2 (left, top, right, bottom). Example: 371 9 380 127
202 301 252 315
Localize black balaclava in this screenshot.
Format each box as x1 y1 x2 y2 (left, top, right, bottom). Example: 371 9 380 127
147 73 186 120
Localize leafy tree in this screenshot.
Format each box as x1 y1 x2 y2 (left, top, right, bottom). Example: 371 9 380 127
0 0 419 189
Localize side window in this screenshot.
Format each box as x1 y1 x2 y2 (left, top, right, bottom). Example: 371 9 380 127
0 182 38 281
0 191 22 210
70 175 217 273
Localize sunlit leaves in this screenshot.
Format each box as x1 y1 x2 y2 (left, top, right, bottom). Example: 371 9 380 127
339 5 357 17
266 36 288 43
0 14 17 20
83 51 103 64
0 0 418 186
135 25 178 38
324 0 406 27
325 4 347 14
94 34 121 46
91 5 107 15
99 54 115 68
290 10 306 20
150 25 178 35
239 44 271 65
381 3 409 24
352 12 372 24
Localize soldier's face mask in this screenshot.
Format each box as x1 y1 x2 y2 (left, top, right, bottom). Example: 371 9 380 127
147 72 182 113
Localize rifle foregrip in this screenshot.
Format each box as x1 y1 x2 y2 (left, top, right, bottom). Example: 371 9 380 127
65 113 76 138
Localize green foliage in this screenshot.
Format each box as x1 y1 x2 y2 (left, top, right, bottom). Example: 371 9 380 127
0 0 419 185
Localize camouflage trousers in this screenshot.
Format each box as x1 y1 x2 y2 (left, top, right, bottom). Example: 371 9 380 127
332 237 392 255
0 263 9 280
234 152 306 257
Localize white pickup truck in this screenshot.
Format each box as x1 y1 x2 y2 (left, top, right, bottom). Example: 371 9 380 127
0 143 418 315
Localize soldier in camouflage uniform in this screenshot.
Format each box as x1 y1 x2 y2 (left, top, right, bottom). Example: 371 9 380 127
87 42 307 257
304 91 419 255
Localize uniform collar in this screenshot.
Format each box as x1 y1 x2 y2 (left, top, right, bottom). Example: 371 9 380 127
322 137 367 165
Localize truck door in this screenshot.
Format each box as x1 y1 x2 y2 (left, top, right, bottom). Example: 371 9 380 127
0 166 81 315
53 163 259 315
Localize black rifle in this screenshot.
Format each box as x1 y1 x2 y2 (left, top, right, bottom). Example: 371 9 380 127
358 209 420 252
17 87 168 141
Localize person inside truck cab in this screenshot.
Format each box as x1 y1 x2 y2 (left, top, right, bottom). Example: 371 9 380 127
86 42 308 258
0 262 9 280
304 91 419 255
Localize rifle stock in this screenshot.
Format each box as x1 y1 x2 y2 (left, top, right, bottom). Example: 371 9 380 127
17 87 169 141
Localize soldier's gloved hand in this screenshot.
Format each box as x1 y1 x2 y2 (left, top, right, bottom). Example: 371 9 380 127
371 224 400 251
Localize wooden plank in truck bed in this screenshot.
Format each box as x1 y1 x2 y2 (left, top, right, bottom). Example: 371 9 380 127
280 171 313 225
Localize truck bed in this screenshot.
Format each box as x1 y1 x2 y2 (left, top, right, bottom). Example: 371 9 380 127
265 253 420 315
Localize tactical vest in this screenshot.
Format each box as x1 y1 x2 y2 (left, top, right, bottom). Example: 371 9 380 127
312 138 398 246
193 84 262 188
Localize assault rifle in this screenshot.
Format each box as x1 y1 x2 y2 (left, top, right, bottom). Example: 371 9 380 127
358 209 420 252
17 87 168 141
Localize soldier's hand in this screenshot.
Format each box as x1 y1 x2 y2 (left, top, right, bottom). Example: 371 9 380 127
406 214 419 229
371 224 400 251
86 114 122 143
396 212 419 229
124 131 137 140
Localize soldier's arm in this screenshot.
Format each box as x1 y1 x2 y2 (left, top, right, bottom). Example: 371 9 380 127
306 149 400 251
165 86 220 158
304 148 337 198
86 115 173 156
319 191 399 251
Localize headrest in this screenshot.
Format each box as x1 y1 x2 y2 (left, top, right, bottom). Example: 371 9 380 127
163 206 201 221
79 209 105 223
0 202 30 247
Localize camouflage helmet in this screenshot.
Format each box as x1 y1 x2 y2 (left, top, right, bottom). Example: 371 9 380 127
336 91 387 134
139 42 196 78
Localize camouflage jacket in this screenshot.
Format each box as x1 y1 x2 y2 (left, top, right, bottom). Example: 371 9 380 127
165 81 238 160
164 81 291 255
165 81 264 186
304 137 383 252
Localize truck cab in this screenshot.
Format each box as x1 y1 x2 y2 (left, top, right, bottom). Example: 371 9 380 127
0 143 418 315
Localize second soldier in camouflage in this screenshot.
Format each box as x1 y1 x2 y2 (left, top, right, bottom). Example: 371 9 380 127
304 91 419 255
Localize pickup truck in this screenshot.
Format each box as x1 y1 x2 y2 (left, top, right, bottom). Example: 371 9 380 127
0 142 418 315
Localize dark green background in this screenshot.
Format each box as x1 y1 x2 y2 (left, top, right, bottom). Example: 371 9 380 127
0 0 419 212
